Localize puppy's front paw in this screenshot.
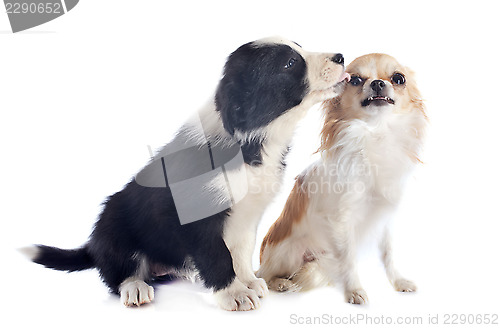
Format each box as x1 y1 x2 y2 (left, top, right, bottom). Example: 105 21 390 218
247 278 269 298
119 279 154 307
345 288 368 305
394 278 417 292
215 279 261 311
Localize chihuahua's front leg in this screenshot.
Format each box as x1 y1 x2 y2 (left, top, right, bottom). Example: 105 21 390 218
379 227 417 292
329 212 368 305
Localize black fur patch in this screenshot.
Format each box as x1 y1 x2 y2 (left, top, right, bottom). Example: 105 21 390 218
241 139 264 166
33 245 93 272
280 145 291 168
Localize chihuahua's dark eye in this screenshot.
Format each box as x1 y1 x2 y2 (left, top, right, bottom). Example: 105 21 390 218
391 73 406 85
284 58 297 69
350 76 364 86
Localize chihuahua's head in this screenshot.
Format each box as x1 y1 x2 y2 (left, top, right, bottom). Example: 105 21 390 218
320 54 426 158
338 53 423 116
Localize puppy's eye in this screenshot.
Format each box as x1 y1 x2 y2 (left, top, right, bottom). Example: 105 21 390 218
350 76 364 86
391 73 406 85
285 58 297 69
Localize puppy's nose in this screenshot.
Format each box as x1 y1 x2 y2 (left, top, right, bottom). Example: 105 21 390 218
370 80 385 93
331 53 344 65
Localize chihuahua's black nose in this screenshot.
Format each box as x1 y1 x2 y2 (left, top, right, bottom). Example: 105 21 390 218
371 80 385 93
331 53 344 65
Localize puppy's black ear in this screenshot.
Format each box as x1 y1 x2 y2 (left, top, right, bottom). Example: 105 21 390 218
215 78 247 136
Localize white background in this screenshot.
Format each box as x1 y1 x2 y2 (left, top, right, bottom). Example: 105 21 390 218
1 0 499 327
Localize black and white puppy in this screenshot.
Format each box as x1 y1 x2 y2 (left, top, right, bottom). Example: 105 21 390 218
22 37 349 311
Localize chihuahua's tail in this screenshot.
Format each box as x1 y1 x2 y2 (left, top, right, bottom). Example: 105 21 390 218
20 244 94 272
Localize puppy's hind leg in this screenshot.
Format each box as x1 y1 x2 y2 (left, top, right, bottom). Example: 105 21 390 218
119 277 155 307
117 255 155 307
379 227 417 293
92 246 154 307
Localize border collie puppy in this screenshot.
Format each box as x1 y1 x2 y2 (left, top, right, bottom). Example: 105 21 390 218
23 37 349 311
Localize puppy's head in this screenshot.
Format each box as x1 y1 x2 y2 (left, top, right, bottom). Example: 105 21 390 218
215 37 349 136
333 53 424 117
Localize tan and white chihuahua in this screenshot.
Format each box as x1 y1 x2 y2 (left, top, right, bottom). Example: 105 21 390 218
257 54 427 304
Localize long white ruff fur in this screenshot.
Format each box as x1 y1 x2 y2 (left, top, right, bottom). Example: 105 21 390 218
257 54 427 304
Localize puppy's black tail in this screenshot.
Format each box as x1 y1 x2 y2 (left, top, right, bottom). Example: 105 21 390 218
20 244 94 272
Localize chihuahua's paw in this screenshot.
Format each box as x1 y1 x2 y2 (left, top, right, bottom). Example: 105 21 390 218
215 278 261 311
394 278 417 292
247 278 269 298
345 288 368 305
268 277 295 292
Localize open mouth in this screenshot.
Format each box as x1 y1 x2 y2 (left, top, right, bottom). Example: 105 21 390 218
361 96 395 107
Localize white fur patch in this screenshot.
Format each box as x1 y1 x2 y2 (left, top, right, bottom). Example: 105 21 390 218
18 246 39 261
214 278 261 311
119 278 154 307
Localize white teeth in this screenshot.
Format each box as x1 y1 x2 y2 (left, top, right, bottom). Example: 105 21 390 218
367 96 394 104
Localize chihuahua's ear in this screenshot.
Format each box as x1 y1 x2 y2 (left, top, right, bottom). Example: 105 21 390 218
404 67 426 116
